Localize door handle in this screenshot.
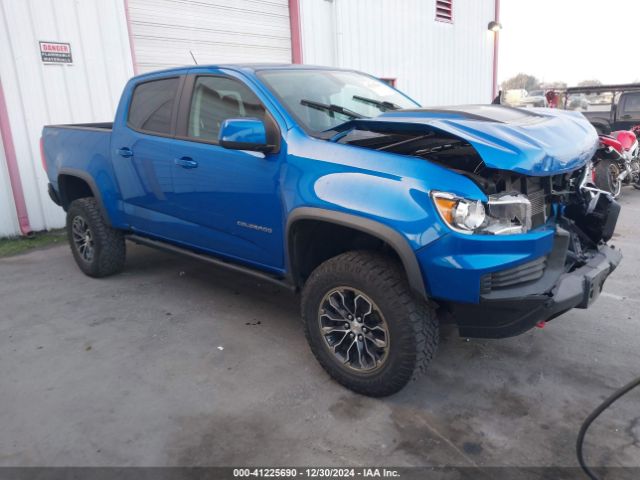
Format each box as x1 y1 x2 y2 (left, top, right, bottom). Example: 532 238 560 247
621 114 632 119
174 156 198 169
117 147 133 158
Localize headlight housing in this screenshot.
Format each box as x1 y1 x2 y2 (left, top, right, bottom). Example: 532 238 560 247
432 191 532 235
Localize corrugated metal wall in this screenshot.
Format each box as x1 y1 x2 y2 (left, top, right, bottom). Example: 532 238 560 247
0 0 134 235
300 0 495 106
0 133 19 237
128 0 292 73
0 0 494 237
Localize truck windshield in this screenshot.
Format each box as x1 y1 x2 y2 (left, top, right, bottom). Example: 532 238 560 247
257 69 419 135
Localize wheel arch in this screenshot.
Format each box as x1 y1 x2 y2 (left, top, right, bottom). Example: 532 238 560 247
286 207 427 299
57 168 112 225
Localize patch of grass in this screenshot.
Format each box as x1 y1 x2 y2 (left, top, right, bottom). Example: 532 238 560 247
0 229 66 257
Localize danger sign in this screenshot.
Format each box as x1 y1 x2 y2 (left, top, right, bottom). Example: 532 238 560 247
39 41 72 64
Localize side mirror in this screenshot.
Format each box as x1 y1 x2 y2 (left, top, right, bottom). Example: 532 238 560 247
218 118 273 153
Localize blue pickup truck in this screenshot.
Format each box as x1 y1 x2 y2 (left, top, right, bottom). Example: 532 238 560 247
42 65 622 396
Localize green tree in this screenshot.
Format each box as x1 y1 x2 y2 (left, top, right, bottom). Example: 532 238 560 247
501 73 540 92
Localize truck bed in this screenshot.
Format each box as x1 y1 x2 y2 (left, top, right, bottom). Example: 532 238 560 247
42 123 115 207
46 122 113 131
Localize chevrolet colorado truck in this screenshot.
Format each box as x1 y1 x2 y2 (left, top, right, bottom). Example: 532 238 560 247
42 65 622 396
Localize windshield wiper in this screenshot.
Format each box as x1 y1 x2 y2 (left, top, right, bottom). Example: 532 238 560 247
352 95 401 111
300 99 365 119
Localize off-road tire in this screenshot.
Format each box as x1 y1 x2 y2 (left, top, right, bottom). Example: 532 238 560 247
594 159 622 198
301 250 439 397
66 198 126 277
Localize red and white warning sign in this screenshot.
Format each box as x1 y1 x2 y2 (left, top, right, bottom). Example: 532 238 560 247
39 41 72 64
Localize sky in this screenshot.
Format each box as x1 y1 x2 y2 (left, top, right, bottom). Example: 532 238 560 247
499 0 640 86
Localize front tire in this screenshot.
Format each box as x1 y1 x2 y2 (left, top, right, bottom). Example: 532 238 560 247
301 251 439 397
66 198 126 278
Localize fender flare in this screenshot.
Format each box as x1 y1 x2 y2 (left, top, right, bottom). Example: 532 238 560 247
57 167 112 225
286 207 427 299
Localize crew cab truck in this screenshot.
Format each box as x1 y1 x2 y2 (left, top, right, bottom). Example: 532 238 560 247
42 65 622 397
565 83 640 134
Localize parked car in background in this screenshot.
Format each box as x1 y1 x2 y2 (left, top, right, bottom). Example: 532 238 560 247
589 91 614 106
520 89 548 108
565 83 640 134
567 93 590 111
504 88 528 106
41 65 622 396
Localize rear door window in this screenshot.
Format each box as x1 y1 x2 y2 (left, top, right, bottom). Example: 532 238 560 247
128 77 180 135
186 76 266 142
621 92 640 114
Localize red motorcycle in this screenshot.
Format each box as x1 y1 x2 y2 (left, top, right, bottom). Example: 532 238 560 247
593 130 640 197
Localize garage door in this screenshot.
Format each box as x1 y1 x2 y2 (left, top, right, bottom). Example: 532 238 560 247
128 0 292 73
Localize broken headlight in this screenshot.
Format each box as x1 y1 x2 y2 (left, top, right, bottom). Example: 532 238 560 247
431 191 532 235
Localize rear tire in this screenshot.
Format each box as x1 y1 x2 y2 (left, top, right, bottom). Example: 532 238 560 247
301 251 439 397
594 160 622 198
66 198 126 278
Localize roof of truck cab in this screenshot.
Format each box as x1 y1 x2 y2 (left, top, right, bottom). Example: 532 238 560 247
132 64 354 80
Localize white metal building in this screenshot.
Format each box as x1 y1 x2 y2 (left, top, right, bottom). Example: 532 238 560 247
0 0 499 237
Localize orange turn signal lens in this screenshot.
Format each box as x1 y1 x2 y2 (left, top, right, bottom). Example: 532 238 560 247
433 196 457 224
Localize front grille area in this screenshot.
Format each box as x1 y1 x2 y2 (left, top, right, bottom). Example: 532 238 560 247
480 256 547 294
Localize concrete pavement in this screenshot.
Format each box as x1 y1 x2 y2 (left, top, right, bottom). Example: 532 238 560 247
1 189 639 469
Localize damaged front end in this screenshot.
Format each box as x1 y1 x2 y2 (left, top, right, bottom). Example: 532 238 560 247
327 106 622 337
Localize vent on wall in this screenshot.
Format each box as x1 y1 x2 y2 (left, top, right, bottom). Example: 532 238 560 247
435 0 453 22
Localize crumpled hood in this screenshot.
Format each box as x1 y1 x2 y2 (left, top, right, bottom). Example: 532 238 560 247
352 105 599 176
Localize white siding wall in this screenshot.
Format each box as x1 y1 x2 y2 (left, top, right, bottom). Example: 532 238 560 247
0 133 19 237
0 0 494 237
297 0 336 67
300 0 495 106
128 0 292 73
0 0 134 235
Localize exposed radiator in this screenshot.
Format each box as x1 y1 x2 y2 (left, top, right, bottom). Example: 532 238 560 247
523 177 550 227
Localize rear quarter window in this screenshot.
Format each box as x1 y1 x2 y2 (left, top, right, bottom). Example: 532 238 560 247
621 92 640 113
128 77 180 134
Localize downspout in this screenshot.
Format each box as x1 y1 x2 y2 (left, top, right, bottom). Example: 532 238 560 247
288 0 303 63
124 0 139 74
492 0 500 99
0 78 31 236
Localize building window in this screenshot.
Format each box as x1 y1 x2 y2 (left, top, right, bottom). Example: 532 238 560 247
435 0 453 23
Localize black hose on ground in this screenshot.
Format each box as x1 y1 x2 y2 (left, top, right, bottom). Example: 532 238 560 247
576 376 640 480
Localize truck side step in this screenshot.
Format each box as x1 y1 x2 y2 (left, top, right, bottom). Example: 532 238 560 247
126 234 296 292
